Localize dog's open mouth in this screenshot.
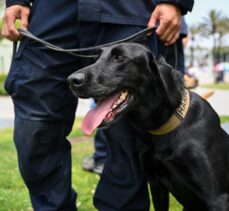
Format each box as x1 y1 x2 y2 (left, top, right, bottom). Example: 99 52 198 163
81 90 133 135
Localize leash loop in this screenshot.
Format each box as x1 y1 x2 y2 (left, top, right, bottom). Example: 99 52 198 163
15 27 157 58
12 25 177 70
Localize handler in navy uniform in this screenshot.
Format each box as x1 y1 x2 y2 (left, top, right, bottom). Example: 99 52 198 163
2 1 193 210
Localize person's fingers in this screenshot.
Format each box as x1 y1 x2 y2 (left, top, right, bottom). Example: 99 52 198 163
161 23 180 45
2 14 20 41
157 22 172 42
148 12 158 28
165 30 180 46
165 29 180 46
20 7 30 29
160 19 180 40
149 4 181 44
2 6 30 41
6 18 20 41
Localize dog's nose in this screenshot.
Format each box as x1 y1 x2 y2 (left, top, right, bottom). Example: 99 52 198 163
68 73 86 87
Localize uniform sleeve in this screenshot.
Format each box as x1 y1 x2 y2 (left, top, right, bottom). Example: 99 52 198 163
155 0 194 15
5 0 31 7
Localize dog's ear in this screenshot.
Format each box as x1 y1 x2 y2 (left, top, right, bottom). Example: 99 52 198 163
153 56 183 108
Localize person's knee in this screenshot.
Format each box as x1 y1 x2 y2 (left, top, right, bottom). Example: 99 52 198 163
14 119 72 193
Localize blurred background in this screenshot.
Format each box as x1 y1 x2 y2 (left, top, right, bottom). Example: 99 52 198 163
184 0 229 84
0 0 229 84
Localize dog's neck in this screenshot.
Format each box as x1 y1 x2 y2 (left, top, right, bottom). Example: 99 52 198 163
148 89 190 135
129 82 186 133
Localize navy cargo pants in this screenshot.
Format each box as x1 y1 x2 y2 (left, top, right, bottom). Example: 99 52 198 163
5 1 157 210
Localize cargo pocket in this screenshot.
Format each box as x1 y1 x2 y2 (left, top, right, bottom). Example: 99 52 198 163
4 61 20 96
4 40 27 96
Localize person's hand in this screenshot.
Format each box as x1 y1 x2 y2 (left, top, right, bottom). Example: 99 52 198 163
148 4 181 46
2 5 30 41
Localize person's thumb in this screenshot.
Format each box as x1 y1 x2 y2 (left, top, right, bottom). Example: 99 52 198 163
148 12 158 28
20 7 30 29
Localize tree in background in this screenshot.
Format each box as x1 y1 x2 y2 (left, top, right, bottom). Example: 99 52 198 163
188 24 204 66
199 9 229 64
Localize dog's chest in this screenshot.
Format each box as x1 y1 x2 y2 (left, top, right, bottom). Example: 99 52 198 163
139 135 208 206
139 135 175 177
140 136 193 186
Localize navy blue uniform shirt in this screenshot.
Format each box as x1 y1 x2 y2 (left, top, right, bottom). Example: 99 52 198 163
6 0 194 26
181 17 188 37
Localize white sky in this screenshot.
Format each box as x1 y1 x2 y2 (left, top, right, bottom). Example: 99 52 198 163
186 0 229 25
185 0 229 48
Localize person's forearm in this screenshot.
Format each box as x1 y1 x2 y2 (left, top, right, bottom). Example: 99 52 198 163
5 0 31 8
155 0 194 15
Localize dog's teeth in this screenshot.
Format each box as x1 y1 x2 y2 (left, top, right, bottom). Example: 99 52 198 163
111 91 128 112
112 102 118 109
120 92 127 100
119 90 128 101
117 98 123 104
120 95 125 101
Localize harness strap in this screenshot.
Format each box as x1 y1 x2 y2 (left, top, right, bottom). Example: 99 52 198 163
148 89 190 136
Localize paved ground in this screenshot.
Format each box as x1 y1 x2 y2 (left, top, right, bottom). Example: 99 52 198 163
0 97 91 128
0 87 229 133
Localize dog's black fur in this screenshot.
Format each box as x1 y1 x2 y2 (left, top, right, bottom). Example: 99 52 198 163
68 43 229 211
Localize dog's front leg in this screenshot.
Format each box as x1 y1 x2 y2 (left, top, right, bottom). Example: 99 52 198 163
149 178 169 211
178 145 226 210
212 194 229 211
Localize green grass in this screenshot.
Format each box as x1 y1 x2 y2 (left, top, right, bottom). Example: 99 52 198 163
201 82 229 90
0 73 7 95
0 127 181 211
71 136 100 211
69 117 85 137
221 116 229 123
0 129 32 210
0 116 228 210
0 128 99 211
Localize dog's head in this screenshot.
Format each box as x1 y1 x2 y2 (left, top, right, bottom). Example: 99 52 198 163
68 43 183 135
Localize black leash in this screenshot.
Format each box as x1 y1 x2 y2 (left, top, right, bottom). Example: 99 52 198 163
14 26 157 58
13 26 178 69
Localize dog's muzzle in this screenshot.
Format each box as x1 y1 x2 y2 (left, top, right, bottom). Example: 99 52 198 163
68 73 86 89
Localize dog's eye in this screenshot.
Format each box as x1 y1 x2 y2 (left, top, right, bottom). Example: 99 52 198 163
112 55 125 62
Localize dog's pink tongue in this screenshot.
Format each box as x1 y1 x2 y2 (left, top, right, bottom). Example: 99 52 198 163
81 93 120 135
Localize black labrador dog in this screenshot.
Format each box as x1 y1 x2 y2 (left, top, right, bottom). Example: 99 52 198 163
68 43 229 211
